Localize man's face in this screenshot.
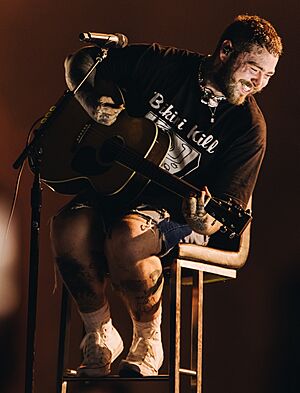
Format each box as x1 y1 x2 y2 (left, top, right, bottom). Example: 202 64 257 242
221 45 278 105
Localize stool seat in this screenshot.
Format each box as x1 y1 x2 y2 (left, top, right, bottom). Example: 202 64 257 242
177 232 250 268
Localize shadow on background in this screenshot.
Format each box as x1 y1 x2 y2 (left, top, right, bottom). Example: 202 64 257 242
269 265 300 393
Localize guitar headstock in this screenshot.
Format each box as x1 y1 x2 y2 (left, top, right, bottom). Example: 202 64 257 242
205 197 252 238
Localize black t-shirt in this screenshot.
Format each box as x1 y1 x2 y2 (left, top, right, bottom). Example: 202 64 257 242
65 43 266 216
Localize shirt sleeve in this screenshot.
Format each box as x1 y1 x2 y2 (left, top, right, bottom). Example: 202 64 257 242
64 43 200 116
208 114 266 209
64 44 151 118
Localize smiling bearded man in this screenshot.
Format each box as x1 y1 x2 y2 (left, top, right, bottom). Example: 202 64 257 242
50 14 283 378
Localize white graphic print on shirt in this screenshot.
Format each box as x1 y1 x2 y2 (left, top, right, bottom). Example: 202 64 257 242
146 91 218 178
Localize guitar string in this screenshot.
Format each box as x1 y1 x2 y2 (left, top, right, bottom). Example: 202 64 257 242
86 124 202 197
84 125 242 208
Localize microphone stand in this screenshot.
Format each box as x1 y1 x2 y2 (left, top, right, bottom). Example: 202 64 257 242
13 47 108 393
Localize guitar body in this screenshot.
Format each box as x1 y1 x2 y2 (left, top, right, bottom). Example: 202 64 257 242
38 94 171 200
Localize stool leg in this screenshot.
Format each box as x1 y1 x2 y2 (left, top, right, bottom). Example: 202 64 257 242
191 270 203 393
170 259 182 393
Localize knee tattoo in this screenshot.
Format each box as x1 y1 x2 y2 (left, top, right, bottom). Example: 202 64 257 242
118 269 164 318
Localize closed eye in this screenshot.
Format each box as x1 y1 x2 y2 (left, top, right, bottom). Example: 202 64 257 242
248 62 274 79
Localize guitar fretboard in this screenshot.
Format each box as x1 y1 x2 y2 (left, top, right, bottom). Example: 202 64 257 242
107 138 199 198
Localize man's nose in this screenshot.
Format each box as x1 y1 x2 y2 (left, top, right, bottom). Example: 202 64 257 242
251 72 264 89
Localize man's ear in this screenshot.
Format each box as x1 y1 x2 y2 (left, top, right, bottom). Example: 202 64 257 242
220 40 234 62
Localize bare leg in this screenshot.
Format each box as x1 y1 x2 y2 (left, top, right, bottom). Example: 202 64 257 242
50 206 108 312
105 213 164 376
104 214 164 322
50 206 124 377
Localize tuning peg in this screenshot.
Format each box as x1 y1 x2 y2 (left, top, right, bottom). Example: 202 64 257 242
220 226 228 233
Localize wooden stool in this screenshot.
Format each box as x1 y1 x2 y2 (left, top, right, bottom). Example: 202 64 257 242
168 219 251 393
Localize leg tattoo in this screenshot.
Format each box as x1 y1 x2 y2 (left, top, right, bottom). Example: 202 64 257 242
118 269 164 320
56 254 106 312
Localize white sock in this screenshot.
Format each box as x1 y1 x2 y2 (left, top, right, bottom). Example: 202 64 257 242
133 306 162 338
79 302 111 333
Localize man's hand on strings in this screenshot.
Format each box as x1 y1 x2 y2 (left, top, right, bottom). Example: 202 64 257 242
96 96 125 126
182 186 221 235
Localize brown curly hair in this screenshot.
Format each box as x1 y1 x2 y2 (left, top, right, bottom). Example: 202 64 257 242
215 14 283 56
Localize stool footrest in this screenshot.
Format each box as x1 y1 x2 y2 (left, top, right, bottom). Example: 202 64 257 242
63 373 170 382
179 368 197 376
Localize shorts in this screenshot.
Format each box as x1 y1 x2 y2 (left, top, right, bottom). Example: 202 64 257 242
58 191 209 258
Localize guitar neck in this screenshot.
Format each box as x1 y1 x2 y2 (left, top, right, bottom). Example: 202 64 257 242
116 142 199 198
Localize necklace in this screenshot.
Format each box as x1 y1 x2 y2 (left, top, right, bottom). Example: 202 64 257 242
198 57 226 123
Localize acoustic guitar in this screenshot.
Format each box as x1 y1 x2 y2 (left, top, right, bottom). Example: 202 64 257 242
34 93 252 237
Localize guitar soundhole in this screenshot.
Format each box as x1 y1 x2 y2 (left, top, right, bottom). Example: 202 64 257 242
98 135 125 164
71 147 110 175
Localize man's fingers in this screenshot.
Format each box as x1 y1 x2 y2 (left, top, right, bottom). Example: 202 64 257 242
198 190 206 205
183 190 209 219
182 195 197 216
101 102 125 109
96 95 125 125
98 96 125 110
203 186 211 197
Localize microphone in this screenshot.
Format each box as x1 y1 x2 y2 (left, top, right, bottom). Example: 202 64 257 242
79 32 128 48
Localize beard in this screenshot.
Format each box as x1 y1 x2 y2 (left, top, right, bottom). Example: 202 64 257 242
213 54 254 106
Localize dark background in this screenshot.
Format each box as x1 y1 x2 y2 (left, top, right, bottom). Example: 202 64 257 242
1 1 299 392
